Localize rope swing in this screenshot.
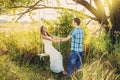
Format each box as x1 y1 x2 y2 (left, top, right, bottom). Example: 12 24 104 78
37 0 48 57
37 0 60 57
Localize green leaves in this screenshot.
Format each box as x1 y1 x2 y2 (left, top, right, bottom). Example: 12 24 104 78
0 0 36 15
57 10 74 37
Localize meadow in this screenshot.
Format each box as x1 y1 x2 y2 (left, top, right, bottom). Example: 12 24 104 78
0 12 120 80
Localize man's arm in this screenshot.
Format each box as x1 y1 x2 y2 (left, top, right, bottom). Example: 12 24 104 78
60 29 76 42
61 35 71 42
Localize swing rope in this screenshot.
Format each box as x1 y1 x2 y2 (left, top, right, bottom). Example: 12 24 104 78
37 0 48 57
37 0 61 57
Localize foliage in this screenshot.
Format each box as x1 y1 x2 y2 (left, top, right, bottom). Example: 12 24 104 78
0 27 42 64
83 31 117 63
0 53 119 80
0 10 120 80
0 0 37 14
108 41 120 73
71 54 120 80
57 10 74 55
57 11 74 37
0 55 58 80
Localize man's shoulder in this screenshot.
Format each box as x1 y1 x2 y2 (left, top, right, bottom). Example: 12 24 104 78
76 27 82 31
78 27 83 32
72 27 83 33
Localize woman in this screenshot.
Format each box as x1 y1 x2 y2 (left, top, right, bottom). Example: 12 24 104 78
40 26 67 75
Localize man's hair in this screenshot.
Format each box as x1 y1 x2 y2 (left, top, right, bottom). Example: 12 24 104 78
74 18 81 25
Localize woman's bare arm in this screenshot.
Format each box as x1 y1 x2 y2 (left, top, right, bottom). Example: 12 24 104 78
42 35 59 42
49 34 63 40
53 36 63 40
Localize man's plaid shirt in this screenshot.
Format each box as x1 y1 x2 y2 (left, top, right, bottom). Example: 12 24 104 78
69 26 84 52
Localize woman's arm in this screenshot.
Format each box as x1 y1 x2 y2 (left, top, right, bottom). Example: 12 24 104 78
42 35 59 42
52 36 63 40
49 34 63 40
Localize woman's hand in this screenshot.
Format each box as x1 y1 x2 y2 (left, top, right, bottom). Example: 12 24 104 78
55 39 61 43
52 38 61 43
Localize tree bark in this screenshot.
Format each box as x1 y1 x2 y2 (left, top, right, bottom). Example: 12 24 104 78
110 0 120 44
94 0 109 32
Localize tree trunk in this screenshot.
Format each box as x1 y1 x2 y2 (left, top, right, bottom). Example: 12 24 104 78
94 0 109 32
110 0 120 44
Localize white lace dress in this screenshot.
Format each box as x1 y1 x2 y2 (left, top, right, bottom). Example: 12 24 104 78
43 39 64 73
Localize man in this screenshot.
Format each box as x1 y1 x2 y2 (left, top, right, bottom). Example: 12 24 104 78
61 18 84 79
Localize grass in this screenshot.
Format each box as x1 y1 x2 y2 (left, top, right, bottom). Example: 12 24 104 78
0 23 120 80
71 53 120 80
0 53 119 80
0 55 59 80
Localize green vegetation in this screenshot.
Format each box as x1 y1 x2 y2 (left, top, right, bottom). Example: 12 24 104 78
0 11 120 80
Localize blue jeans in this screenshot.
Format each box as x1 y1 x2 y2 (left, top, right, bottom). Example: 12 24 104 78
67 50 82 76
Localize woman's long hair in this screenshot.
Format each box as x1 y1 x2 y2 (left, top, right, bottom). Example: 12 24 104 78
40 26 52 38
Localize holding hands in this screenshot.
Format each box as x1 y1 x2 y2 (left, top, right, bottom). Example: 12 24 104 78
50 35 69 43
55 39 62 43
55 38 64 43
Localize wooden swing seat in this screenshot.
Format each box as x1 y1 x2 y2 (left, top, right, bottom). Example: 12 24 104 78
37 53 49 57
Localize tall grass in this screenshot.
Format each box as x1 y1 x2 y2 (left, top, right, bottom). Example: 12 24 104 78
71 53 120 80
0 28 43 63
0 55 60 80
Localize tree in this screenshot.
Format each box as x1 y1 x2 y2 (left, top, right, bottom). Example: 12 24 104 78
73 0 120 44
109 0 120 44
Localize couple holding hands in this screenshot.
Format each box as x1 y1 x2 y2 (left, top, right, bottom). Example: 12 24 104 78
40 18 84 80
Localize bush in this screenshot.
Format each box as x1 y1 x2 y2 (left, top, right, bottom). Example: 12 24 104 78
0 28 42 64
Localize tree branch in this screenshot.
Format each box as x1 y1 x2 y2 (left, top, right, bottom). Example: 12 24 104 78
73 0 99 18
15 0 41 22
73 0 109 31
94 0 107 17
10 4 97 21
35 6 96 20
0 0 98 21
